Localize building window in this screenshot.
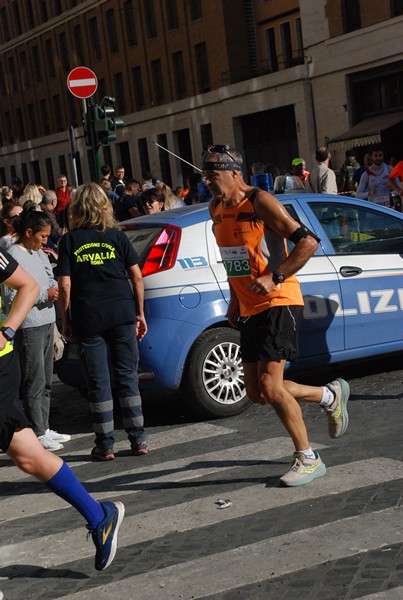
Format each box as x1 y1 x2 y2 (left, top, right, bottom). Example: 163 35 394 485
114 73 126 114
53 0 62 16
40 99 50 135
40 0 48 23
58 155 67 175
132 66 145 110
31 160 41 184
172 51 186 99
15 108 25 141
32 46 42 82
194 42 210 93
1 8 10 42
89 17 102 60
296 18 304 63
280 22 292 68
26 2 35 27
144 0 157 38
21 162 28 184
45 39 56 77
27 103 37 138
20 51 31 89
46 158 55 189
73 24 85 64
5 111 15 144
157 133 172 186
189 0 202 20
391 0 403 16
265 28 278 73
13 1 22 36
106 9 119 53
151 59 165 104
342 0 361 33
8 57 18 92
66 90 77 127
138 138 150 176
200 123 213 150
124 0 137 46
53 95 63 131
166 0 179 29
58 32 70 71
351 70 403 120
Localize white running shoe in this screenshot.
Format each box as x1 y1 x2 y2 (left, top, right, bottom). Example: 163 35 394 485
46 428 71 442
38 434 64 451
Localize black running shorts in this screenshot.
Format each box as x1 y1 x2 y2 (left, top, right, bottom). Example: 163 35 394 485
239 305 304 363
0 351 32 452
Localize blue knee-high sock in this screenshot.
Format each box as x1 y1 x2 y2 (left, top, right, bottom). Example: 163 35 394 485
46 462 105 528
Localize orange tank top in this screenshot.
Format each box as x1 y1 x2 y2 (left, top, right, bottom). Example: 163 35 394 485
212 188 303 316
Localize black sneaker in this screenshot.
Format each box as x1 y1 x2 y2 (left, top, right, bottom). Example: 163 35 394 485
131 441 148 456
91 446 115 461
88 501 125 571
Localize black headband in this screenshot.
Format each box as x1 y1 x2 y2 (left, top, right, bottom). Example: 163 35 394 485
202 161 242 171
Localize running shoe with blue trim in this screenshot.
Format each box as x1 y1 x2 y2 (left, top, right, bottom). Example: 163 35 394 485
326 378 350 438
88 500 125 571
280 451 326 487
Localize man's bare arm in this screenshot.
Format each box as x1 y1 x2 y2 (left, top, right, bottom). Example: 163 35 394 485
0 265 39 350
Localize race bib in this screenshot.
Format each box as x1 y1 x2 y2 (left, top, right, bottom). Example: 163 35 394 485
219 246 251 277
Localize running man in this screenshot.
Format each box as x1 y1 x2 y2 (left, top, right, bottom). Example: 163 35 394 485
204 144 350 487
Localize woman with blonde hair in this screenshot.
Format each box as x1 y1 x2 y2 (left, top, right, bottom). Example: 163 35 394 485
19 183 43 207
58 183 148 460
156 181 184 210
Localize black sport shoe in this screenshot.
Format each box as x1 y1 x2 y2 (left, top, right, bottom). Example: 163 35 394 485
88 501 125 571
131 441 148 456
91 446 115 461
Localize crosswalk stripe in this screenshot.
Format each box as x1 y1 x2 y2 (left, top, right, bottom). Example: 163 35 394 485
358 589 403 599
0 457 401 569
0 437 320 521
0 423 237 482
63 507 403 599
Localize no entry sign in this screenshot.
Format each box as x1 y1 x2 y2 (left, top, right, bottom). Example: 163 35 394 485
67 67 98 99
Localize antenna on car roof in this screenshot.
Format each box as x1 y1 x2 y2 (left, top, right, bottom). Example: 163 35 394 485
153 141 202 173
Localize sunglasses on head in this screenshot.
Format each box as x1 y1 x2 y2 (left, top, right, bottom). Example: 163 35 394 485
207 145 237 162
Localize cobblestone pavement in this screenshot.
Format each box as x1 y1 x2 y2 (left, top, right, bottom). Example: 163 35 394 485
0 356 402 599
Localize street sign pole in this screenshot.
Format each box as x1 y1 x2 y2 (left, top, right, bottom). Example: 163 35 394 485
68 125 79 187
85 97 101 182
67 67 99 183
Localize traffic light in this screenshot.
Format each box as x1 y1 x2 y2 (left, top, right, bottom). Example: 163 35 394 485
82 105 95 148
93 97 124 146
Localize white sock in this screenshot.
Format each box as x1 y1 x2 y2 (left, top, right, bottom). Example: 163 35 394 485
298 447 316 460
320 386 335 407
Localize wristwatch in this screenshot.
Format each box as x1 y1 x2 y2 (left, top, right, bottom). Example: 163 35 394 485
0 326 16 341
272 271 286 285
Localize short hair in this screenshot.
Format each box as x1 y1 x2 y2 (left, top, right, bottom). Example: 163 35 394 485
142 171 153 180
315 147 330 162
141 187 165 205
42 190 57 205
99 178 112 191
115 165 124 172
125 179 141 189
101 164 111 177
369 144 383 155
202 145 243 173
345 149 357 158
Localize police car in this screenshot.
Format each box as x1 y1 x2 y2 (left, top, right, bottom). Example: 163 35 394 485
57 194 403 419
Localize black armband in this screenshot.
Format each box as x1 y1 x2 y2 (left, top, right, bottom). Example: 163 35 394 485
289 225 320 244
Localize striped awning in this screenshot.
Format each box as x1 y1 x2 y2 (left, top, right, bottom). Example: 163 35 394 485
328 112 403 151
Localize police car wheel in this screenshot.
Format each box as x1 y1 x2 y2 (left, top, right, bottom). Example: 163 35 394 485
182 327 250 418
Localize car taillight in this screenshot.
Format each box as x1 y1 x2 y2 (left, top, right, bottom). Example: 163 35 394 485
141 225 181 277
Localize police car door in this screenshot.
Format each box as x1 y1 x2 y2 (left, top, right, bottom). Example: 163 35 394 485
282 199 344 359
307 198 403 354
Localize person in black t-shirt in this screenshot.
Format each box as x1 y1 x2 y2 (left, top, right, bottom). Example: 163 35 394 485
58 183 148 460
0 248 125 571
114 179 144 222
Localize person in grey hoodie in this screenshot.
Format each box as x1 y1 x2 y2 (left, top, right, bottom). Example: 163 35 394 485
1 203 70 451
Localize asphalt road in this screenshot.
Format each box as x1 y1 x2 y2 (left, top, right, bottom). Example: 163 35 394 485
0 355 402 600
